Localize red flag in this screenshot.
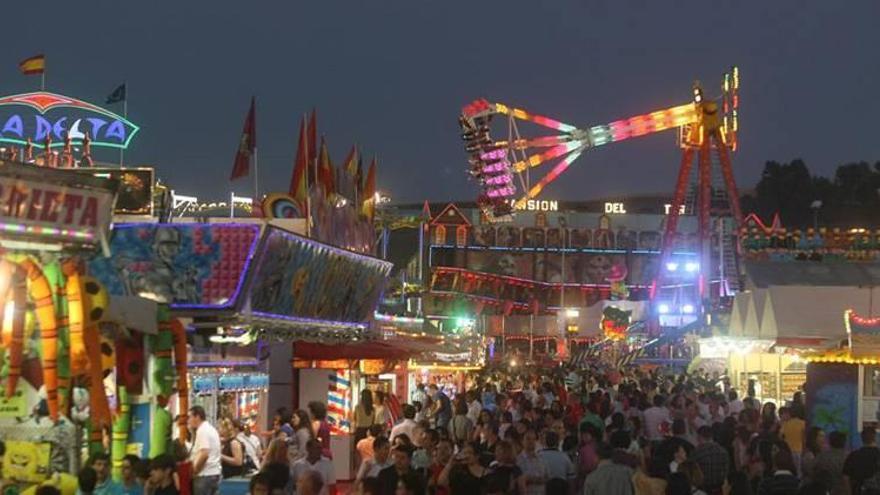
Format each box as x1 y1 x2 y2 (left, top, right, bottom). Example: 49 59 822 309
341 145 358 201
288 116 310 215
229 97 256 181
307 109 318 186
317 138 335 198
361 157 377 220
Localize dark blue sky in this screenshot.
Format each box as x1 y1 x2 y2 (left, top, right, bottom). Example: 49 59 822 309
5 1 880 203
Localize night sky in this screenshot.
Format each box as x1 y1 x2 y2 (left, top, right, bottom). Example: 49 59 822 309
5 1 880 203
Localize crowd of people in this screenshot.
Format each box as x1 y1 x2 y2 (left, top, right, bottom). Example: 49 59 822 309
3 364 880 495
340 365 880 495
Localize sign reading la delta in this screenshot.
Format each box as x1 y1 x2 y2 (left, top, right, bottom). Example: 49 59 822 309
0 92 139 149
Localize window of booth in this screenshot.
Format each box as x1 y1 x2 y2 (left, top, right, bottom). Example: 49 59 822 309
864 366 880 397
456 226 467 246
434 225 447 245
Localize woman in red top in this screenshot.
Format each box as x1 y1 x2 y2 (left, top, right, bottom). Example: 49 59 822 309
307 401 333 459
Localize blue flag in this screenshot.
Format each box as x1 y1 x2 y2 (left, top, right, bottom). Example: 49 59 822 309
106 83 126 104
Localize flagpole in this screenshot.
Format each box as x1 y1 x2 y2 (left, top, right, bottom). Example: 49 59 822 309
305 114 312 238
253 146 259 201
120 81 127 167
40 57 46 91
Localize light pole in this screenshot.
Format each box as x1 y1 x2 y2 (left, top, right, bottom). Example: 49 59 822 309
558 215 570 358
810 200 822 231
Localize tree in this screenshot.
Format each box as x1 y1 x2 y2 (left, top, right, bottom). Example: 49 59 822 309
752 159 815 227
743 159 880 228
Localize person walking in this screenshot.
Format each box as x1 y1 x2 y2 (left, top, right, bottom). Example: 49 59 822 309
582 443 634 495
844 426 880 495
188 406 222 495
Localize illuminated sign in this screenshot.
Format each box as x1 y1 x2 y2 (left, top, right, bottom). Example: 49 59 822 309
74 167 154 216
604 202 626 214
0 92 139 150
0 161 116 246
664 204 687 215
506 199 558 212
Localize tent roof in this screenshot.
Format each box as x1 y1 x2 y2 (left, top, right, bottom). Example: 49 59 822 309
745 261 880 289
758 285 877 339
729 292 750 336
741 289 767 338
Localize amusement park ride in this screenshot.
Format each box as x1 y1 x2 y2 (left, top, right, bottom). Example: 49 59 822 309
459 67 742 315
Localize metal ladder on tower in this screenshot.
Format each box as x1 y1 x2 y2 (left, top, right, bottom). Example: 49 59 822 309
718 216 741 295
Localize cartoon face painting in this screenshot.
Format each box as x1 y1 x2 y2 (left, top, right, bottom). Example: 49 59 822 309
3 441 51 482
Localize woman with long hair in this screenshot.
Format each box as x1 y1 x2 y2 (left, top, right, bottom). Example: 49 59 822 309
354 389 376 445
218 419 245 479
449 397 473 449
307 401 333 459
800 426 825 485
289 409 313 462
262 437 290 467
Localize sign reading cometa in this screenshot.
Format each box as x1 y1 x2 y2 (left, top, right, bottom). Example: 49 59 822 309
0 160 117 247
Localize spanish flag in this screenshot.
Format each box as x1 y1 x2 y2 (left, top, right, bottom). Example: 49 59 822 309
19 54 45 75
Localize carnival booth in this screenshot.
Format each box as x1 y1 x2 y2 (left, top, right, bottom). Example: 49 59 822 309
804 310 880 449
0 161 190 493
87 218 393 483
700 286 874 404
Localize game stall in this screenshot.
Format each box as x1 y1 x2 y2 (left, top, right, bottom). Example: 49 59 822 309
0 160 191 493
804 310 880 449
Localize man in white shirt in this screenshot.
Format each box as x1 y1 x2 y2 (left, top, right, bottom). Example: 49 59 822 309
727 390 744 417
234 419 262 470
390 404 418 443
290 439 336 495
643 395 671 442
466 390 483 424
188 406 222 495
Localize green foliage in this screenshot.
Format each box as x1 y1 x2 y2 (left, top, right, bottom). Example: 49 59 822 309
743 159 880 228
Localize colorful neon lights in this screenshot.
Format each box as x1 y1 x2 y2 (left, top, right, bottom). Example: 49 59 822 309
373 312 424 325
0 91 140 150
493 103 578 133
516 148 584 207
461 67 737 215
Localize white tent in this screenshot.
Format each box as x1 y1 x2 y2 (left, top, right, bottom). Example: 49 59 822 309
729 292 751 336
741 289 767 338
757 285 879 340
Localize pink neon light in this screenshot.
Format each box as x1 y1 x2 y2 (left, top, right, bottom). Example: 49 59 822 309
485 174 511 185
523 149 585 200
482 161 510 173
495 104 578 133
480 149 506 160
487 186 515 198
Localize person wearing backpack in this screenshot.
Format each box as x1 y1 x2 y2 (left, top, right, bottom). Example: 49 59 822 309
234 419 262 472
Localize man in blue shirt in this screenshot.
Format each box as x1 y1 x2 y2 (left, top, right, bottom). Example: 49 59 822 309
89 453 124 495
